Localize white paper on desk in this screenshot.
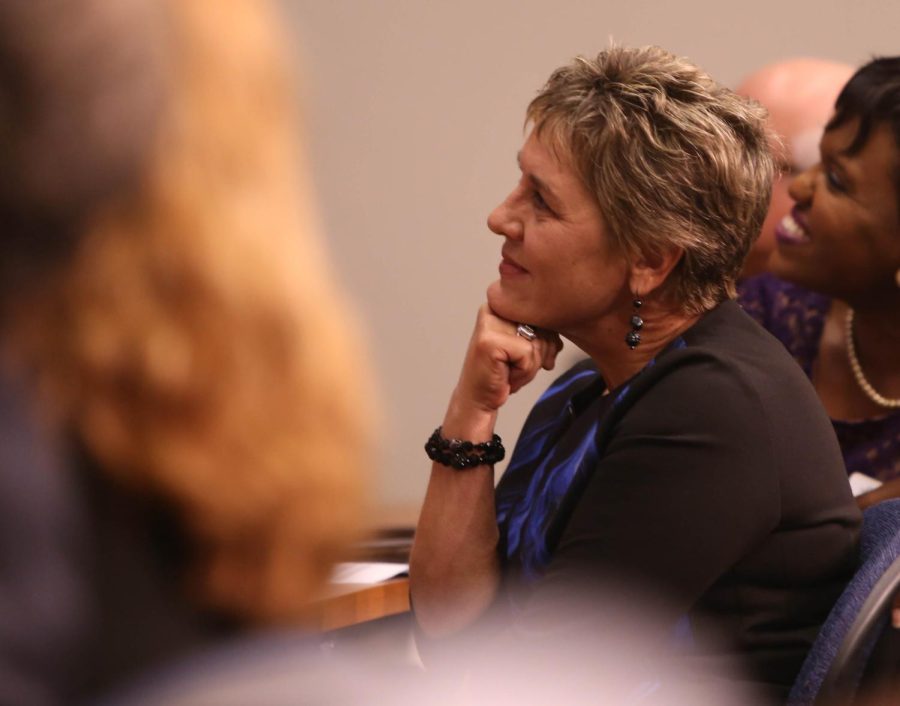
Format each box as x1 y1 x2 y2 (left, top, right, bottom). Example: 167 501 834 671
849 472 882 497
330 562 409 585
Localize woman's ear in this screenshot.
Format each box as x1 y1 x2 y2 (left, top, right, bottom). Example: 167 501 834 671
627 246 684 297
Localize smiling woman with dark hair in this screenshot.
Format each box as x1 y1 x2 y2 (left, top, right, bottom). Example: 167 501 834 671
739 56 900 507
410 46 861 701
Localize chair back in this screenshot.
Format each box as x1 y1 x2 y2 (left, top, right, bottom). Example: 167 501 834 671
788 499 900 705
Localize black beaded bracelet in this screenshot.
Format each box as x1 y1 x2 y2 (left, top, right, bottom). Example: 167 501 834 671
425 426 505 470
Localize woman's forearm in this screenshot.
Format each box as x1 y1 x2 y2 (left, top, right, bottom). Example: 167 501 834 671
409 398 502 637
857 477 900 510
410 305 561 637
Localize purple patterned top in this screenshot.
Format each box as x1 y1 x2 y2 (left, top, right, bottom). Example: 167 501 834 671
738 274 900 482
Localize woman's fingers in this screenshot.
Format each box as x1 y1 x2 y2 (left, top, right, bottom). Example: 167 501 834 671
507 328 562 393
456 305 565 410
540 333 564 371
454 306 528 411
514 326 563 375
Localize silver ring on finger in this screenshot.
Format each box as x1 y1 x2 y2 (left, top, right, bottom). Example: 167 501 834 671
516 323 537 341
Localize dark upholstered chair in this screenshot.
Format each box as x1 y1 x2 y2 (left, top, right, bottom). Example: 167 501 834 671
788 499 900 705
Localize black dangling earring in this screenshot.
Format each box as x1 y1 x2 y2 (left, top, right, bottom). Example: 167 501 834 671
625 298 643 350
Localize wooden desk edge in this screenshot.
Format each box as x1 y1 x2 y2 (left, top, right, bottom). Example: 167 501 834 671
312 577 411 632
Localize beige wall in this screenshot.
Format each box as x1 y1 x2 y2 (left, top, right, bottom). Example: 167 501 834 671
278 0 897 508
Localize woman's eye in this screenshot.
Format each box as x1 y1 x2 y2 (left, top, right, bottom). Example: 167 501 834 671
824 167 845 192
532 190 550 212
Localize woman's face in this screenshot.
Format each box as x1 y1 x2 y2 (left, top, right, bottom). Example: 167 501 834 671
769 119 900 304
486 131 629 337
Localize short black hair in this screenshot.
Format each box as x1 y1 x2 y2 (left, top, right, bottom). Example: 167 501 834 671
827 56 900 212
827 56 900 155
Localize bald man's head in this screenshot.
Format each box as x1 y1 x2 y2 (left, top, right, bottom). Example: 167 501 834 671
737 58 854 278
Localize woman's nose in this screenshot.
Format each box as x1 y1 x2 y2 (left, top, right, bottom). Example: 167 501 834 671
487 190 524 239
787 164 816 205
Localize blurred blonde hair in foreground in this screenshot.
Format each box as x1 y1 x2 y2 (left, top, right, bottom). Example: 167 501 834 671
2 0 373 623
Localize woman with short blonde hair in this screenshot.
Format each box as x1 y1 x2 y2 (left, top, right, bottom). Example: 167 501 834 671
527 47 774 313
411 46 859 700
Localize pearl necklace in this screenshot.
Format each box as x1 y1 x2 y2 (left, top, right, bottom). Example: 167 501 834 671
844 309 900 409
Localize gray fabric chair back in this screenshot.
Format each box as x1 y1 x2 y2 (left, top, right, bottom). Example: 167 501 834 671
788 499 900 705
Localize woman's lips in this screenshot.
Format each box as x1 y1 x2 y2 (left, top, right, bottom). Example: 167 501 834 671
775 208 812 245
499 256 528 276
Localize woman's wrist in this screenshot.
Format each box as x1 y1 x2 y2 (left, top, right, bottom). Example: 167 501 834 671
442 390 498 442
425 427 504 469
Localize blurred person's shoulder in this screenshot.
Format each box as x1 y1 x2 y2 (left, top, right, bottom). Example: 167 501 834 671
92 629 429 706
0 363 89 555
737 273 831 329
0 363 96 705
736 274 832 376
